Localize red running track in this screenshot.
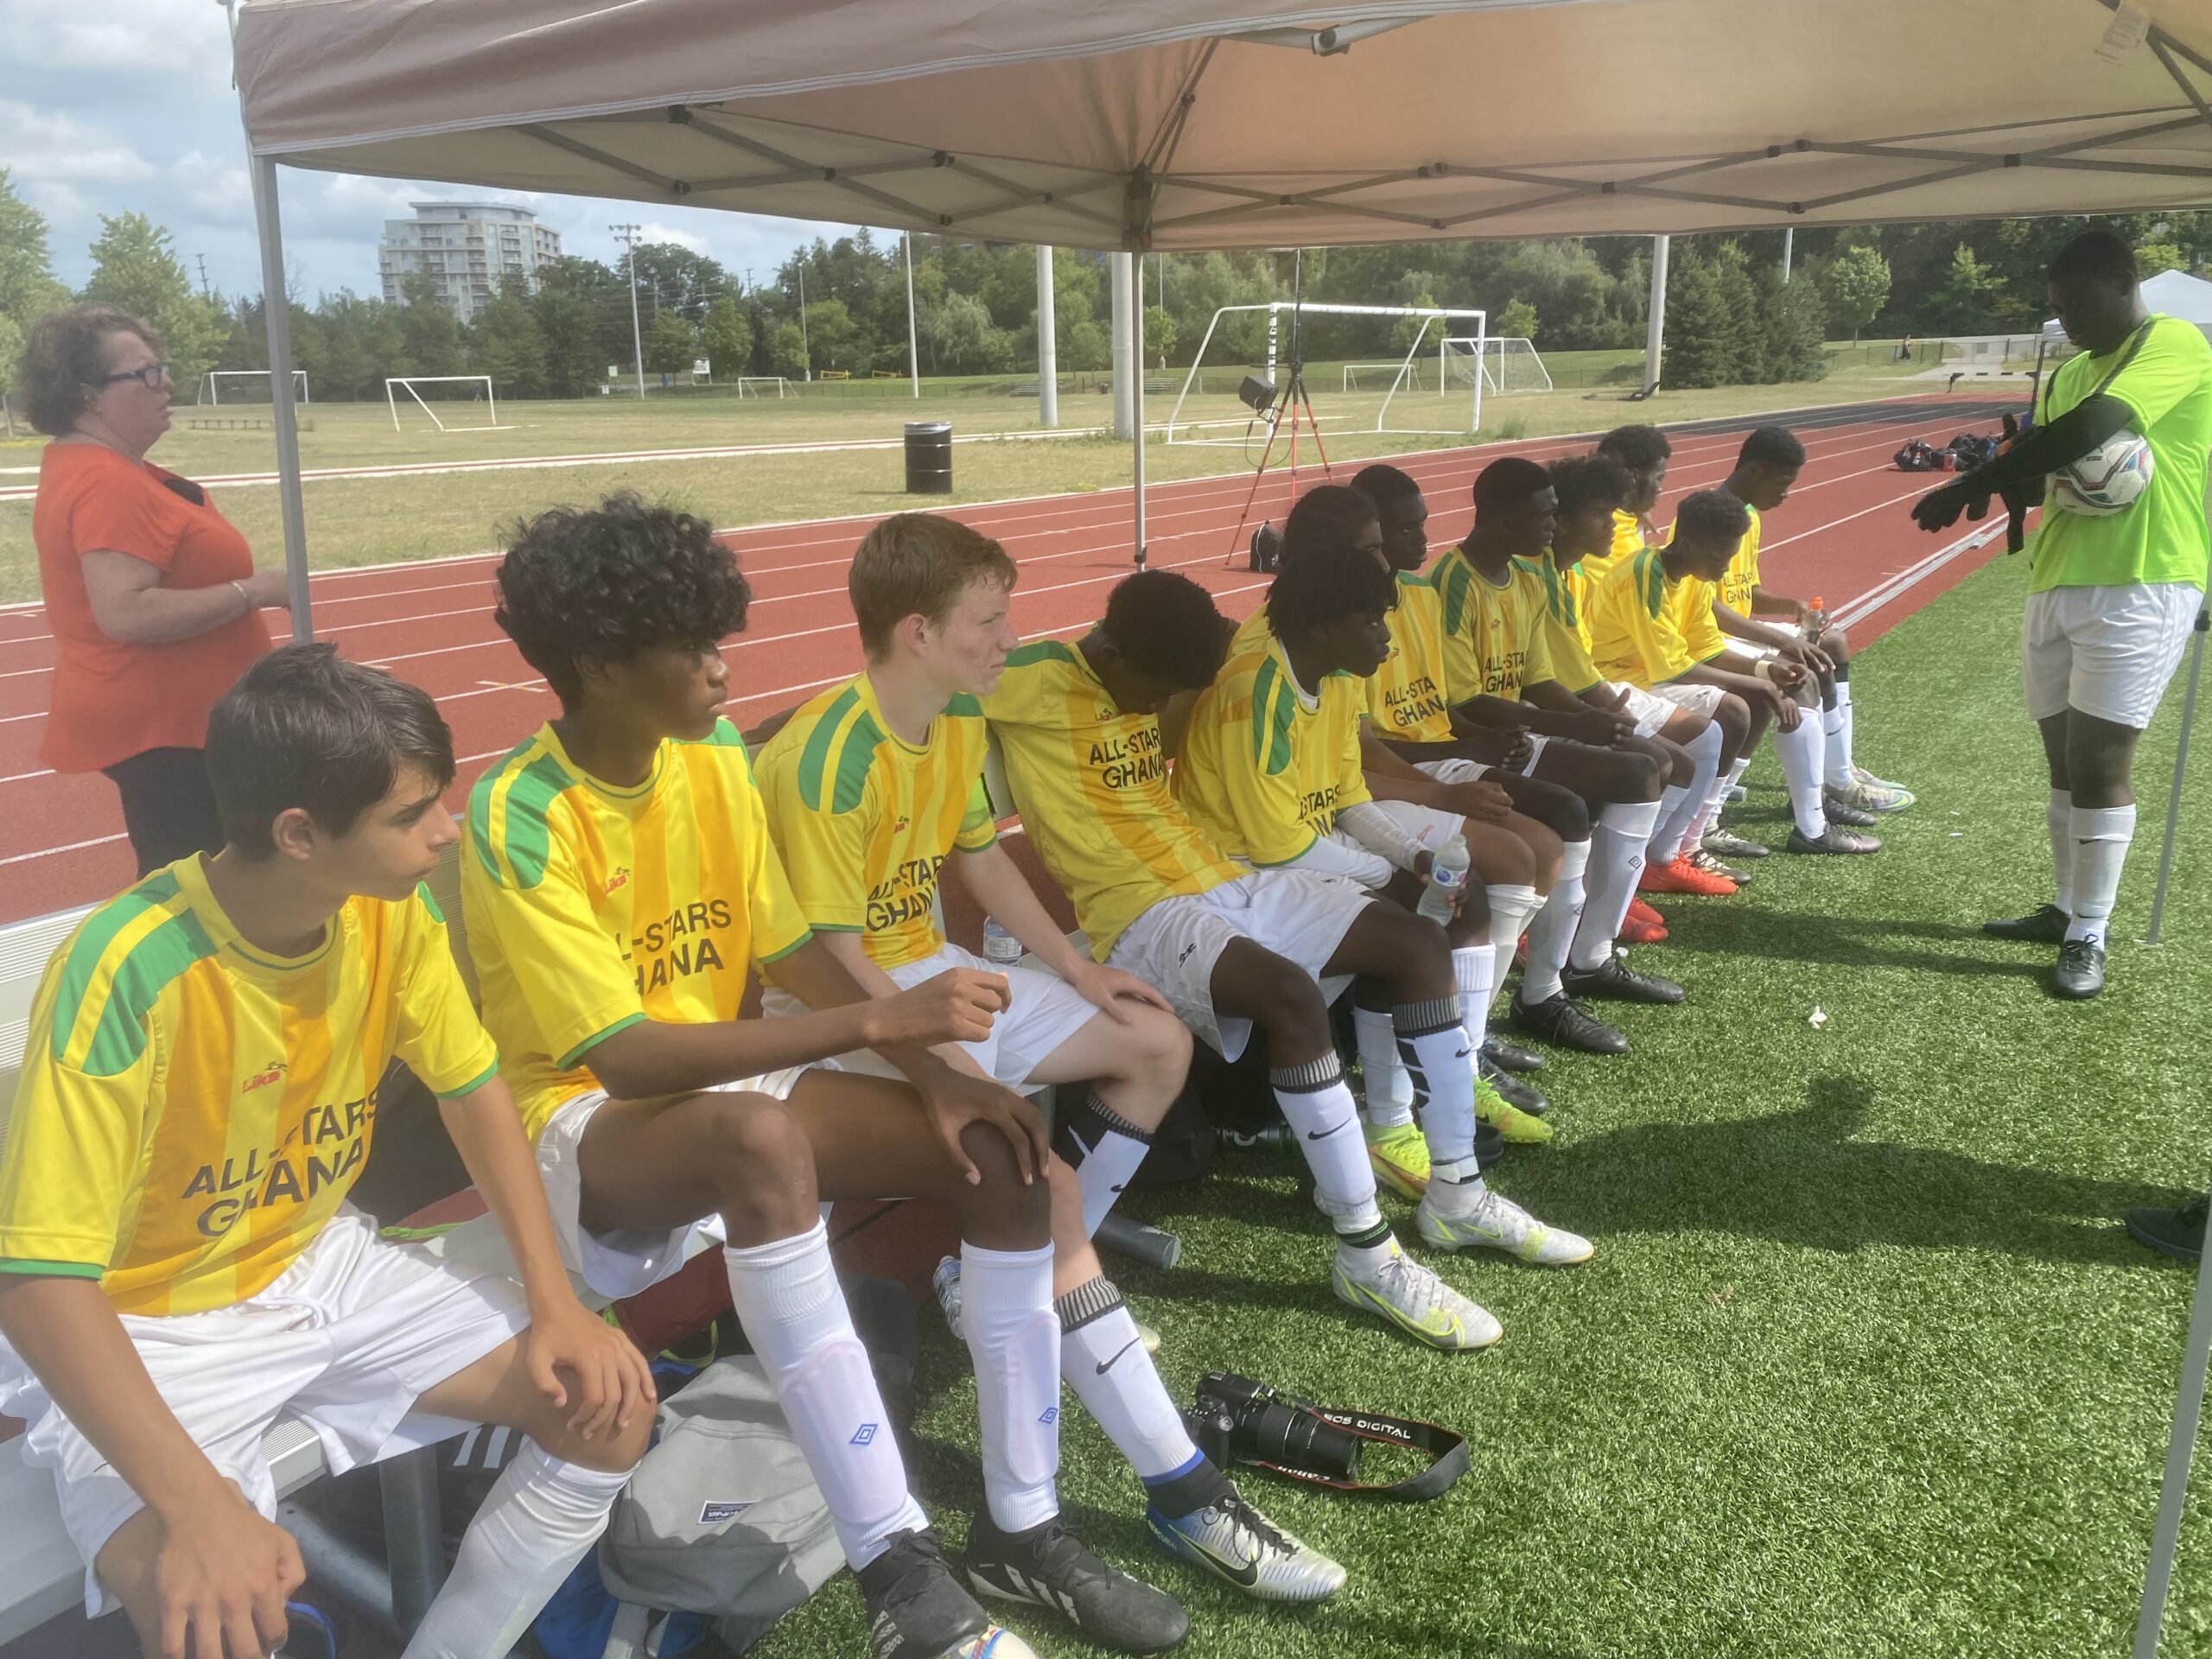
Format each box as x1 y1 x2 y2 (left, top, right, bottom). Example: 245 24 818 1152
0 393 2018 924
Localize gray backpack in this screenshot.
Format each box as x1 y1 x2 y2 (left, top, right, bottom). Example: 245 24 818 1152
594 1356 845 1656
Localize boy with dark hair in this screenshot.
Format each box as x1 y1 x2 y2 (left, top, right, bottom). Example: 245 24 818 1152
989 571 1592 1363
1592 424 1673 583
1915 226 2211 1004
1706 426 1915 823
1586 491 1879 855
462 494 1098 1659
758 513 1343 1616
1174 545 1594 1259
0 644 657 1659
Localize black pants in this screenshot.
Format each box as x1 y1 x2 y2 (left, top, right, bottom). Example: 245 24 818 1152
102 747 226 877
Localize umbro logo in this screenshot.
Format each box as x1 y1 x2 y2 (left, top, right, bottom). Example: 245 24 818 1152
850 1423 880 1446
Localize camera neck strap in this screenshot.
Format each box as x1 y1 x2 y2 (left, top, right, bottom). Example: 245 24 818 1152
1243 1405 1470 1502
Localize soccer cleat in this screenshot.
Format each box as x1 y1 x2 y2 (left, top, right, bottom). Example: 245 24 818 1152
1784 824 1881 855
1480 1055 1549 1117
1560 955 1685 1006
1416 1184 1596 1266
1147 1483 1347 1604
1364 1122 1431 1199
1726 782 1748 803
1480 1034 1545 1074
1828 777 1914 815
1641 855 1736 897
1688 849 1751 887
1510 988 1629 1055
1821 796 1880 828
1621 898 1669 943
936 1259 1159 1354
1331 1236 1502 1350
2126 1195 2209 1262
859 1529 1039 1659
1851 763 1916 807
2052 938 2106 999
966 1513 1188 1654
1700 829 1770 859
1474 1074 1552 1143
1985 903 2069 944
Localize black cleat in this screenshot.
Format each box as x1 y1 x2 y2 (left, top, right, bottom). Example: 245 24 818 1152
1479 1055 1549 1116
1510 990 1629 1055
2051 938 2105 1000
1480 1034 1545 1074
2127 1195 2209 1262
1475 1119 1508 1165
967 1512 1188 1655
859 1529 1033 1659
1560 956 1685 1006
1984 903 2069 944
1785 825 1881 855
1821 798 1880 828
1688 849 1751 887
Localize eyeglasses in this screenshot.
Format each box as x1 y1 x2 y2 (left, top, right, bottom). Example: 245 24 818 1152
97 362 171 390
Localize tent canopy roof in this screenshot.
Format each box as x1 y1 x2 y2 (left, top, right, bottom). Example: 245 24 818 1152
233 0 2212 251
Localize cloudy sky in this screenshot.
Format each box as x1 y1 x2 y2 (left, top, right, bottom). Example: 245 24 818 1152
3 0 868 302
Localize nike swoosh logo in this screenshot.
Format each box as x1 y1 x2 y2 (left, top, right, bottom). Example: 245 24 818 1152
1307 1120 1350 1141
1453 1047 1471 1058
1096 1338 1141 1374
1110 1182 1127 1193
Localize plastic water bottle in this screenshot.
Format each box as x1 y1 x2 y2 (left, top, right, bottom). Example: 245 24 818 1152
1417 834 1470 925
981 917 1022 968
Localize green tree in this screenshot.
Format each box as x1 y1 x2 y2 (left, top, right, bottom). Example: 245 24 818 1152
766 319 810 379
0 313 23 432
800 298 862 373
1820 245 1891 342
1662 242 1755 388
2135 239 2186 277
1497 297 1540 342
0 169 67 335
467 278 547 393
1933 242 2008 334
918 290 1014 376
1141 304 1177 368
1753 269 1827 384
533 287 606 397
81 213 227 393
698 296 753 381
643 309 696 376
397 271 464 376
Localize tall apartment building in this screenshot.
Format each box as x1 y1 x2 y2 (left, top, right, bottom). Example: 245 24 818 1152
378 202 562 324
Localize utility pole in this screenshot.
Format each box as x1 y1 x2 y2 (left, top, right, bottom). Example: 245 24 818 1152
1643 234 1670 395
904 232 920 398
1035 245 1058 429
796 266 811 381
195 253 213 301
610 224 646 399
1782 226 1796 283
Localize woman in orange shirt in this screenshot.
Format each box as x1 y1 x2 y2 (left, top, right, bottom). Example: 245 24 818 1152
25 306 286 874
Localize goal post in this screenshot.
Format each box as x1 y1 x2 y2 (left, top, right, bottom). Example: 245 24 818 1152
734 376 792 398
1165 302 1488 444
200 370 309 406
385 376 504 432
1441 335 1552 396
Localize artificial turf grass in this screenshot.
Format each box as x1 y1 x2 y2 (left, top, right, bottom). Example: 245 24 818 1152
745 551 2212 1659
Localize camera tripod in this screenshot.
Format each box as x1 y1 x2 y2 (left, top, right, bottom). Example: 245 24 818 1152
1224 251 1334 566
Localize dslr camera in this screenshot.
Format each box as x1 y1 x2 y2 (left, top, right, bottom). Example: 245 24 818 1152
1183 1370 1360 1482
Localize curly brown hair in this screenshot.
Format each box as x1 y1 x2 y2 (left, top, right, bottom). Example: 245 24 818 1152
21 305 159 436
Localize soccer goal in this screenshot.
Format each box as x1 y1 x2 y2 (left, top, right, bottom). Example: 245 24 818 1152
385 376 509 432
734 376 792 398
1442 336 1553 396
199 370 309 405
1166 302 1489 444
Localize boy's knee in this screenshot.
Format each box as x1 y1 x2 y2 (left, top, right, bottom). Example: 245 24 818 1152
960 1120 1051 1229
1824 625 1850 667
702 1096 814 1230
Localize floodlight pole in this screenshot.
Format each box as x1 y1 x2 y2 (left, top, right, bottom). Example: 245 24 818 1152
904 232 920 398
1036 245 1058 429
611 224 645 399
798 267 811 381
1782 226 1795 283
1642 234 1670 396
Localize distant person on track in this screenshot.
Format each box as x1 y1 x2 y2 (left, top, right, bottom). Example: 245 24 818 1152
23 305 287 874
1912 228 2212 1003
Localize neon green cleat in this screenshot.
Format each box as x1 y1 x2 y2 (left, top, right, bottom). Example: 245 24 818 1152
1331 1236 1502 1350
1474 1075 1553 1144
1416 1185 1595 1265
1364 1121 1431 1198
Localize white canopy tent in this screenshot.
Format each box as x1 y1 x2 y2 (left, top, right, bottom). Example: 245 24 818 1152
221 3 2212 1652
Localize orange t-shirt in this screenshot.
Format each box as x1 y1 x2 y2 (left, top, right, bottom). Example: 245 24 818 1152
34 443 272 773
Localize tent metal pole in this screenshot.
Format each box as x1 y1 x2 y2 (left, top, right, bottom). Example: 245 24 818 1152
1132 251 1147 570
1035 245 1058 429
1642 234 1669 396
1110 252 1135 441
904 232 920 398
2131 1178 2212 1659
248 156 313 642
2145 610 2208 945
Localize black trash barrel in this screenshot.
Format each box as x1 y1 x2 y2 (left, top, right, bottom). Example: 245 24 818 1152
904 420 953 494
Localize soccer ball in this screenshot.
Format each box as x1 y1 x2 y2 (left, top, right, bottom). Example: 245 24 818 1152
2050 431 2154 515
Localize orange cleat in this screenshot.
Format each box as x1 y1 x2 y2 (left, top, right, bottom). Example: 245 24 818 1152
1627 897 1666 929
1620 899 1669 944
1639 855 1737 897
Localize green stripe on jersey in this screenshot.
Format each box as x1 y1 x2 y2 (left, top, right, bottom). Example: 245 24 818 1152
474 746 577 890
830 709 885 815
795 685 861 811
1005 640 1077 670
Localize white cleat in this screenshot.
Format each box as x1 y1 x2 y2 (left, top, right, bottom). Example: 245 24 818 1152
1331 1236 1502 1350
1416 1185 1595 1266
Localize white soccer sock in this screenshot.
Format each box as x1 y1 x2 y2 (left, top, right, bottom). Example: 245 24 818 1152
1693 757 1752 850
1351 1004 1415 1129
1650 722 1723 865
400 1445 631 1658
1451 943 1495 1051
1484 883 1542 1013
1058 1277 1198 1481
1570 798 1664 970
1519 837 1590 1004
724 1223 929 1569
962 1241 1062 1534
2047 787 2075 913
1837 681 1857 775
2066 804 2136 946
1056 1091 1154 1239
1394 996 1477 1169
1271 1052 1382 1233
1822 704 1853 790
1773 715 1829 838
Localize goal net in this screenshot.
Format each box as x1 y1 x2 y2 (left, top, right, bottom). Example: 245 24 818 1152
385 376 510 432
1166 302 1490 446
1443 336 1552 396
200 370 309 405
734 376 792 398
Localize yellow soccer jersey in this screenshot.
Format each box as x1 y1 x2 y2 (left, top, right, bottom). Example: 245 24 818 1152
1229 602 1270 659
0 856 496 1316
1520 551 1604 695
756 676 997 971
1581 509 1646 587
982 639 1240 959
1429 543 1557 702
463 720 813 1141
1587 544 1730 688
1231 581 1455 741
1174 635 1370 866
1714 505 1764 615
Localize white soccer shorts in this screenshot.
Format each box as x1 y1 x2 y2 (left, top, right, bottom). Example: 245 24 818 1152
2022 581 2203 728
